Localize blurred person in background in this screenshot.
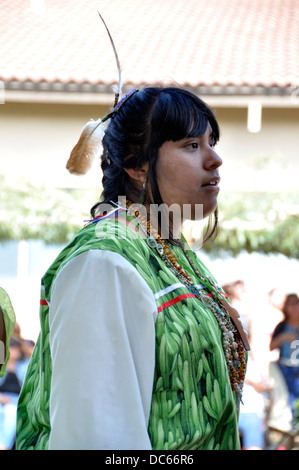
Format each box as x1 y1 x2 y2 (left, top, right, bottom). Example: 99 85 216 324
0 324 34 451
270 293 299 422
13 321 35 365
267 289 286 361
223 280 268 449
0 338 26 450
257 289 293 441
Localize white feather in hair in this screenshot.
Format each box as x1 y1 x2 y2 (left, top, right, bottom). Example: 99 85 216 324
66 12 122 175
66 120 105 175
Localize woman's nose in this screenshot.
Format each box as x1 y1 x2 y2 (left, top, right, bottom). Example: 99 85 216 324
204 147 223 170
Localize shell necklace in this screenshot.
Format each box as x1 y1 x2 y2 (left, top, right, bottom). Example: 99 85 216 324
126 201 248 400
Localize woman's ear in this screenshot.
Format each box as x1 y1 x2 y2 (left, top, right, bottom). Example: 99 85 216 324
124 163 148 186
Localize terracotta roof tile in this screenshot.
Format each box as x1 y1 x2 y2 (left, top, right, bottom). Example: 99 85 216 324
1 0 298 89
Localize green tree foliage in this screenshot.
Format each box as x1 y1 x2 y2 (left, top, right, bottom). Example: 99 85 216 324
1 177 298 259
202 191 299 259
0 176 99 245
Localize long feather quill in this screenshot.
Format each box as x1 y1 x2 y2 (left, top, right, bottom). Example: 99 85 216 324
66 13 122 175
98 11 123 102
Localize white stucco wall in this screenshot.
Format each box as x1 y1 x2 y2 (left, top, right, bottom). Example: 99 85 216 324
1 98 298 340
1 100 299 191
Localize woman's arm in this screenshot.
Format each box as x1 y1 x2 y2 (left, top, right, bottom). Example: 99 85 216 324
270 330 297 351
48 249 157 450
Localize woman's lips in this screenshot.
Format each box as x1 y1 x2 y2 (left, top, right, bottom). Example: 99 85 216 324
201 177 220 190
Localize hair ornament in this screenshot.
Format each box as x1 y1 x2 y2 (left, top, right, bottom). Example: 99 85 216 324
112 88 139 112
98 12 123 107
103 149 111 165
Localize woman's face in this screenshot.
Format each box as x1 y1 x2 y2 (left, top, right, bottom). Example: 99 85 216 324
156 125 222 221
285 296 299 322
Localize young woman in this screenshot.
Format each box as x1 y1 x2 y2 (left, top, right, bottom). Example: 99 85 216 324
270 293 299 417
16 87 248 450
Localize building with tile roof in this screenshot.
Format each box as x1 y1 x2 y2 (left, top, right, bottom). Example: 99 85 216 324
1 0 299 190
2 0 299 100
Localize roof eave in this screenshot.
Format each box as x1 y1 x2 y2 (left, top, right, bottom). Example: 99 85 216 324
2 80 299 107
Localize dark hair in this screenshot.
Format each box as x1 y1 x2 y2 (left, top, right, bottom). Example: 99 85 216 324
91 86 220 242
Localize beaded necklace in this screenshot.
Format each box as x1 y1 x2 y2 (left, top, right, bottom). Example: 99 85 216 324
125 201 248 400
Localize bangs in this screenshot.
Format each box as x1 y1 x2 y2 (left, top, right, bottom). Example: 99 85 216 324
150 88 220 147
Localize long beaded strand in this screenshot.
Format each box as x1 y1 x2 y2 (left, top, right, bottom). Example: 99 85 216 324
126 201 247 399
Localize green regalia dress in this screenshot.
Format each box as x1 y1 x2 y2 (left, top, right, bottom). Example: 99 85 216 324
16 212 241 450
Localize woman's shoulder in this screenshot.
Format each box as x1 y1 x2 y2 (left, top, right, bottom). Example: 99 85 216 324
45 215 149 277
45 216 158 299
86 216 152 262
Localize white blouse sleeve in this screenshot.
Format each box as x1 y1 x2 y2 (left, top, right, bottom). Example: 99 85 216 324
48 249 157 450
